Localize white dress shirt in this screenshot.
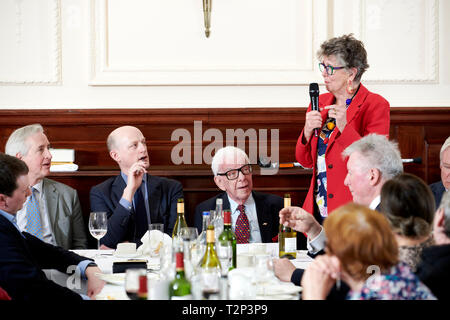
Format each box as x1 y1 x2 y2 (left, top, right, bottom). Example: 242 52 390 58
16 180 56 245
227 194 262 243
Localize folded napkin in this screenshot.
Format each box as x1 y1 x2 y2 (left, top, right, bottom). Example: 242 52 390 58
137 230 172 256
50 163 79 172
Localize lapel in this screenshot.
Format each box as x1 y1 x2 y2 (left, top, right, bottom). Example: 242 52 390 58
146 175 160 222
111 175 127 204
252 191 271 241
42 179 58 229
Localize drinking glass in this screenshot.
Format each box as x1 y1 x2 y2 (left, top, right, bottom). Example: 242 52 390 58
88 211 107 253
180 227 198 279
148 223 164 257
216 239 232 276
125 268 147 300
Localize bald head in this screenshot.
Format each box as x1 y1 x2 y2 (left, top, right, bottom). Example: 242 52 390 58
107 126 149 172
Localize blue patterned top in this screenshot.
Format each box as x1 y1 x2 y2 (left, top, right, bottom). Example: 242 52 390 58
347 262 436 300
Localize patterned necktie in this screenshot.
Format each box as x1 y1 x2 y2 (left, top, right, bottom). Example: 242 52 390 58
133 186 148 243
26 187 44 240
235 205 250 244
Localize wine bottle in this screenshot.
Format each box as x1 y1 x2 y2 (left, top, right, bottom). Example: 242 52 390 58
213 199 224 241
169 251 192 299
200 225 221 299
279 194 297 259
197 211 210 246
217 209 237 273
172 198 188 249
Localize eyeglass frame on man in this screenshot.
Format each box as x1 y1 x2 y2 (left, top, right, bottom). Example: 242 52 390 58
217 164 253 180
318 62 345 76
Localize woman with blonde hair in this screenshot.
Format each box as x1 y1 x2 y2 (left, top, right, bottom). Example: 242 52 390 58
301 203 435 300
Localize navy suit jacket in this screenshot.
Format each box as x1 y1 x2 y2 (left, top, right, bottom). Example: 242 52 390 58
430 181 445 209
194 191 283 243
90 174 183 248
0 214 88 300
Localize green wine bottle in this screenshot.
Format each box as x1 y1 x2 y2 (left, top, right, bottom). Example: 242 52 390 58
200 225 221 299
169 251 192 299
279 194 297 259
217 209 237 273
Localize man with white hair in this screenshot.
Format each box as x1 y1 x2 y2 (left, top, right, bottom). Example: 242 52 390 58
5 124 87 249
429 136 450 208
274 134 403 291
416 190 450 300
193 146 284 243
90 126 183 249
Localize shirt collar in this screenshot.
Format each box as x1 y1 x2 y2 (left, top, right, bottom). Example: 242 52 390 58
32 179 43 194
227 193 255 214
369 195 381 210
0 208 17 225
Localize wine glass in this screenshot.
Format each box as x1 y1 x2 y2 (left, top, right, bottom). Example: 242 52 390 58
88 211 108 254
216 239 233 276
180 227 198 279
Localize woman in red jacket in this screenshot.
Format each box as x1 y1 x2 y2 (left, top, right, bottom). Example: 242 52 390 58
296 34 390 221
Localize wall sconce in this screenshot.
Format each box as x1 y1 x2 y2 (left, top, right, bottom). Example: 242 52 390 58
203 0 212 37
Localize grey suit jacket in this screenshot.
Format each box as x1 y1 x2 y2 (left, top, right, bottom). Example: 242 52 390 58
42 178 88 250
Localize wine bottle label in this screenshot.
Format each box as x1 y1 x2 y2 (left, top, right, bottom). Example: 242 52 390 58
284 197 291 208
171 294 193 300
206 230 215 243
284 237 297 253
177 202 184 213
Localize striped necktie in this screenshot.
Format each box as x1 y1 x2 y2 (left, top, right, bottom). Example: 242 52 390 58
26 187 44 240
235 204 250 244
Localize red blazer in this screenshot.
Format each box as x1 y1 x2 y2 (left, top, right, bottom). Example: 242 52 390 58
295 84 390 216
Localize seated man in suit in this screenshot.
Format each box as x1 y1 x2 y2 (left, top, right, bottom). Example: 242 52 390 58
5 124 88 249
194 146 283 244
429 136 449 208
274 134 403 293
90 126 183 249
416 190 450 300
0 153 104 300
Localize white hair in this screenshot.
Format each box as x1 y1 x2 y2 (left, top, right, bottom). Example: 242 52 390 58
5 124 44 157
440 136 450 163
342 134 403 180
211 146 250 176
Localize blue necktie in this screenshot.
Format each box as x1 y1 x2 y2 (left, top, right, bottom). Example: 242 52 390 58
26 187 44 240
133 186 148 243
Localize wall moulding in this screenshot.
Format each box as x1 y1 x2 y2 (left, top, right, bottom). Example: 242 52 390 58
0 0 61 85
89 0 330 86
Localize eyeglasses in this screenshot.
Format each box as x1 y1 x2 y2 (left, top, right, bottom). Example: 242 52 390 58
217 164 252 180
319 62 345 76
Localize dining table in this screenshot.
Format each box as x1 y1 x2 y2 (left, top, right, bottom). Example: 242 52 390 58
44 243 313 300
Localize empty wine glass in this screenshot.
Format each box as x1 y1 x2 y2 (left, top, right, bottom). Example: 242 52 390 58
180 227 198 279
88 212 108 256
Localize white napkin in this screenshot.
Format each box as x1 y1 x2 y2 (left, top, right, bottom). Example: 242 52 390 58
137 230 172 256
50 163 79 172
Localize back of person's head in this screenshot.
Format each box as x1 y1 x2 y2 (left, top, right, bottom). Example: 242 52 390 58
440 136 450 163
5 124 44 158
380 173 435 238
0 153 29 197
211 146 250 176
438 191 450 238
324 203 398 281
342 134 403 181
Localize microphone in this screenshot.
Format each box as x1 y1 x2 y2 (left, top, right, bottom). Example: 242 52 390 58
309 83 320 137
257 156 304 169
402 157 422 164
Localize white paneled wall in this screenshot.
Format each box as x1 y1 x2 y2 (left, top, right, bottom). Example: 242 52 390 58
0 0 449 108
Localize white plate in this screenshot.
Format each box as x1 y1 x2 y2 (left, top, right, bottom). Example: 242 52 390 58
113 252 141 259
257 283 302 296
97 273 126 286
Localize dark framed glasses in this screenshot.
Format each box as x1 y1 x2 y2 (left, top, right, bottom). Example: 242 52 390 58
217 164 252 180
319 62 345 75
